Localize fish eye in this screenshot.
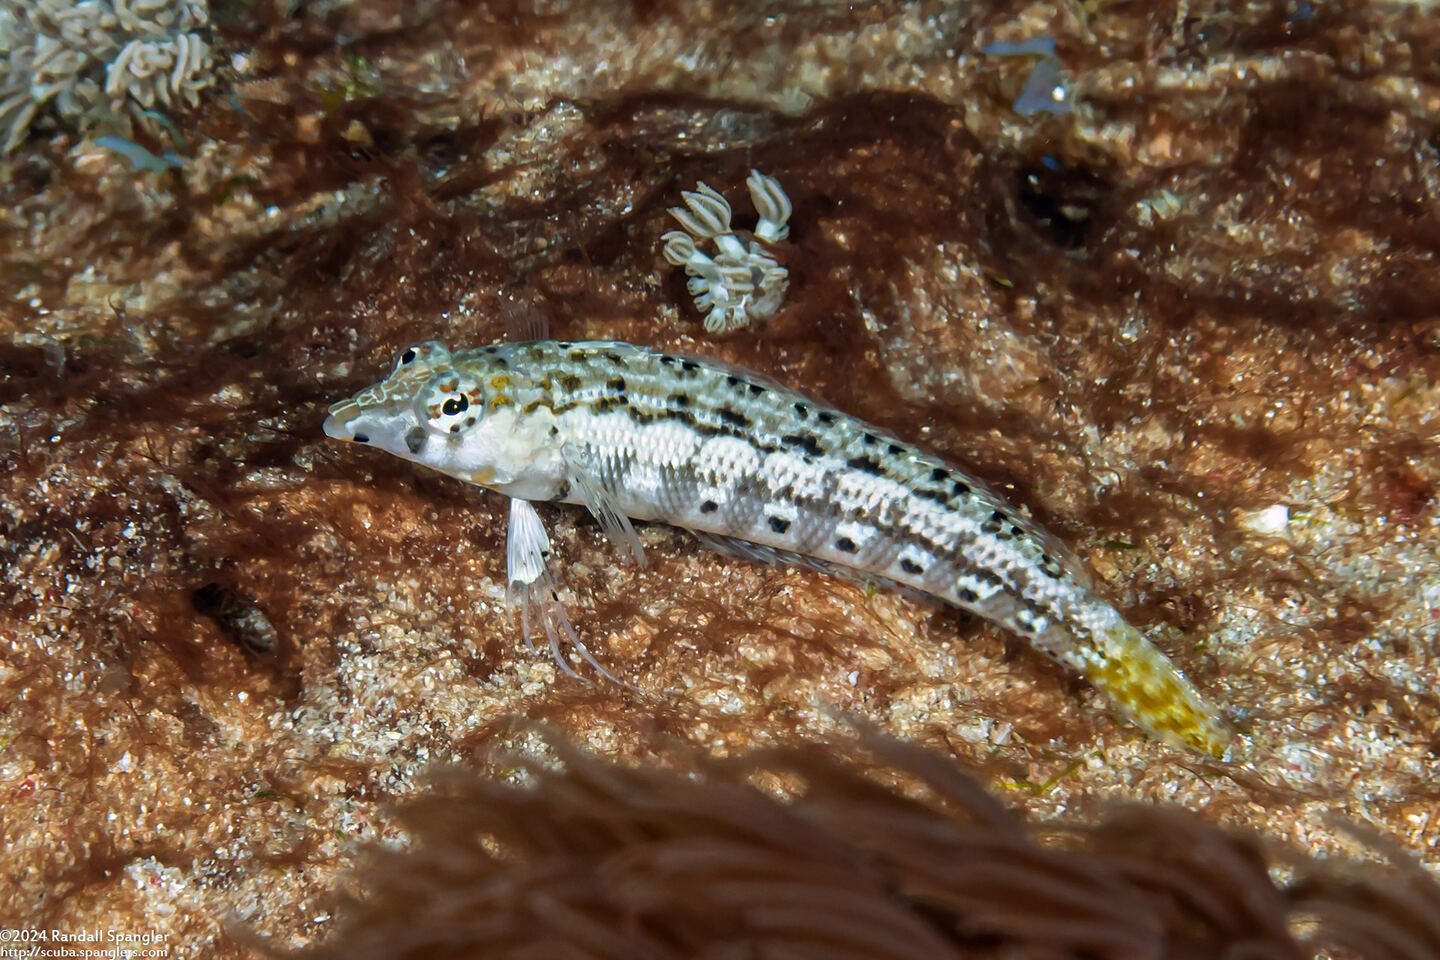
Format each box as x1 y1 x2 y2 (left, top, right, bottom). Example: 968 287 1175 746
418 374 483 435
428 391 477 434
393 346 421 372
393 341 450 373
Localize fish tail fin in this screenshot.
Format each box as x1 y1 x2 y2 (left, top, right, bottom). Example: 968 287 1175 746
1082 619 1232 758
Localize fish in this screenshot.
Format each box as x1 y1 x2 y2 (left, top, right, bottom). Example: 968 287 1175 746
323 339 1231 756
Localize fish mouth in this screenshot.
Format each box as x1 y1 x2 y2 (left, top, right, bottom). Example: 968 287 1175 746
322 401 361 441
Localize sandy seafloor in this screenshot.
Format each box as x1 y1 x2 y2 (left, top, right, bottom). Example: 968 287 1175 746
2 0 1439 954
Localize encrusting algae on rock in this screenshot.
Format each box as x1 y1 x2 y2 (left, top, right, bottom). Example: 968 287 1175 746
11 0 1440 949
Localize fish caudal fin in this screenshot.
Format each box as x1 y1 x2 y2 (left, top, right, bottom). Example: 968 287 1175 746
1085 621 1232 758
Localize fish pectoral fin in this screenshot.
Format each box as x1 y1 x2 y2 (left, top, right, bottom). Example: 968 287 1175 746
563 450 647 569
505 498 626 685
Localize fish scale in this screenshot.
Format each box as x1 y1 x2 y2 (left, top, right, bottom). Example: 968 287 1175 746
324 338 1231 756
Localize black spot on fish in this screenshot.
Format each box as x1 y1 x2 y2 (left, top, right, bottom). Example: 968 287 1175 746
718 408 751 429
559 374 582 391
727 375 742 388
836 537 858 553
352 432 370 444
1010 525 1025 538
681 360 699 373
958 588 979 603
405 427 427 454
817 411 836 426
914 488 949 505
679 420 783 456
782 433 824 456
660 355 677 366
748 383 766 396
952 480 971 496
847 455 884 475
603 351 624 364
981 510 1006 534
669 392 692 407
607 377 627 391
701 500 718 513
930 467 947 482
888 443 905 457
768 516 791 534
862 433 879 445
900 558 924 575
793 403 809 419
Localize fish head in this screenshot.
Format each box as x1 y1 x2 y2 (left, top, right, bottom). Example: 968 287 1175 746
323 341 564 497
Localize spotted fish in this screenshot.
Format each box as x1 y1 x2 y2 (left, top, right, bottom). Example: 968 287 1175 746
323 339 1231 756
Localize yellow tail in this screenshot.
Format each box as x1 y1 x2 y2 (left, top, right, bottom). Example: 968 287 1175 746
1085 622 1231 758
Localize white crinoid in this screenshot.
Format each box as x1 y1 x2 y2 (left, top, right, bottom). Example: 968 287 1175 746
661 169 792 334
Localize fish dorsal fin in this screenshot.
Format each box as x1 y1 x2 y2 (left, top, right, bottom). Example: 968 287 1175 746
501 297 552 342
